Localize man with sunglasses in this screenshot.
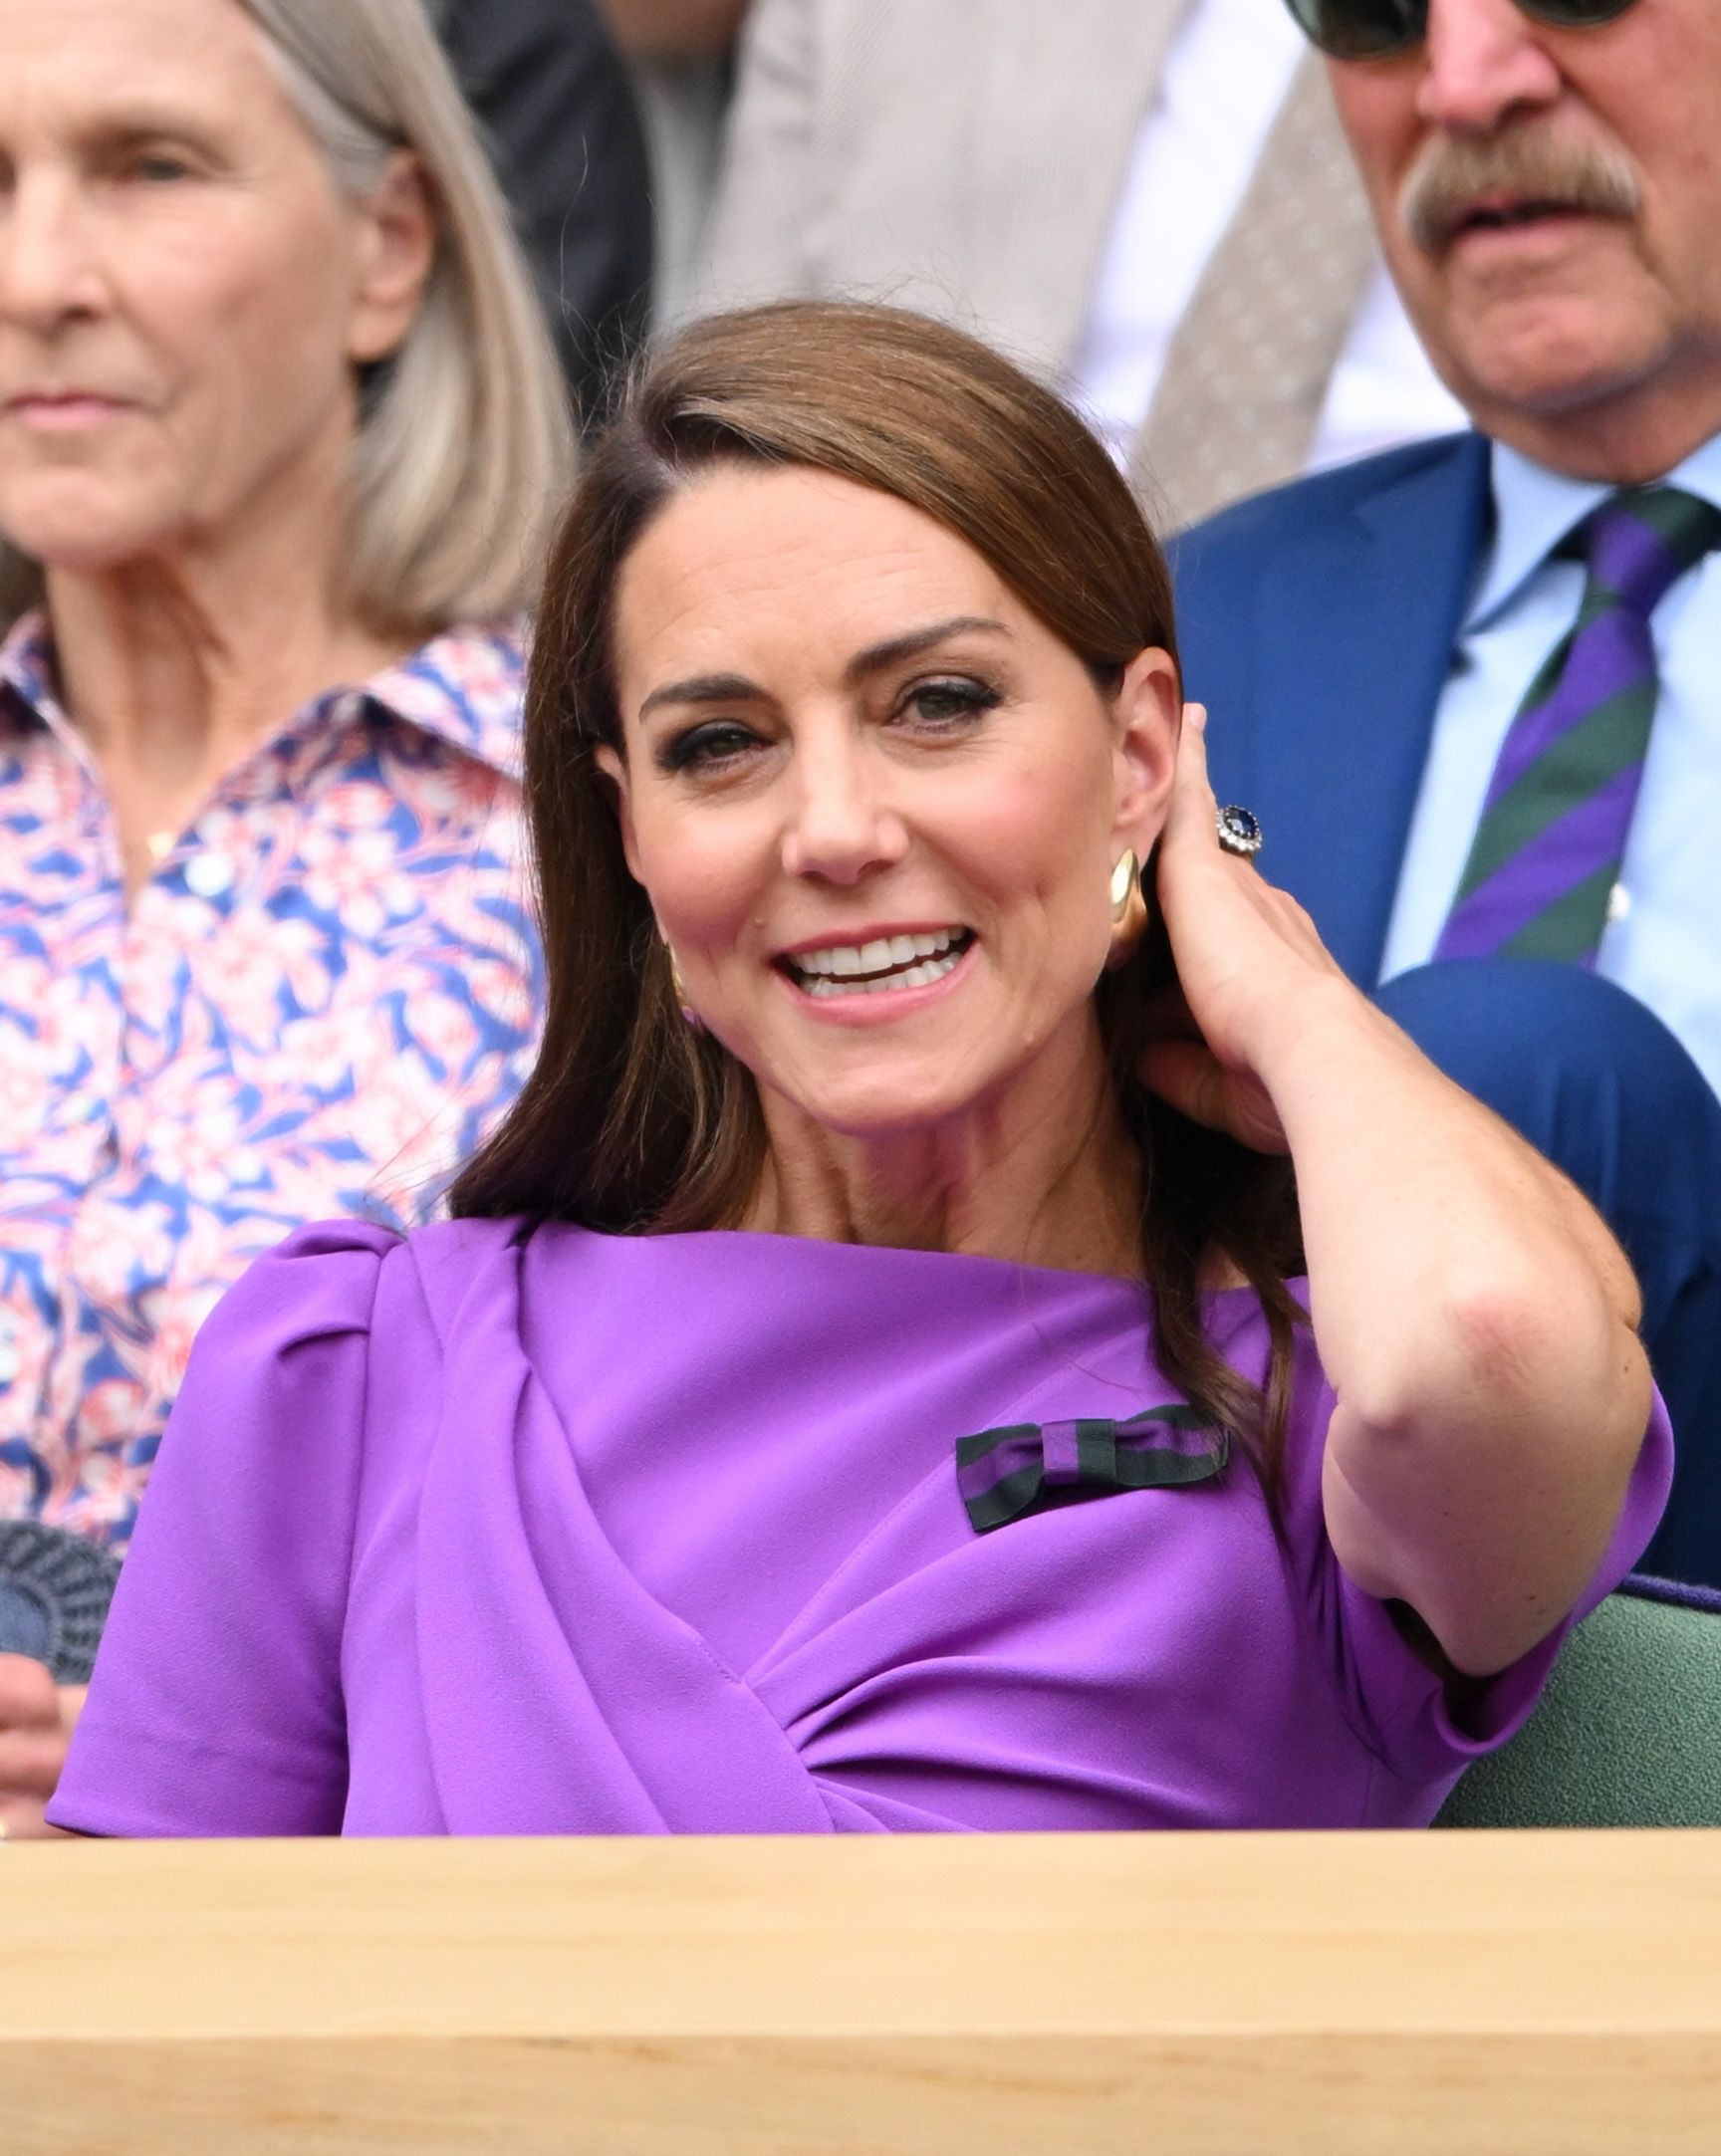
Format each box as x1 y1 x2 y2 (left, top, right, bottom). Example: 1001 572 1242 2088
1173 0 1721 1589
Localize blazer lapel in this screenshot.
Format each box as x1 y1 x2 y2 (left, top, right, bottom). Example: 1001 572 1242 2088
1229 434 1490 985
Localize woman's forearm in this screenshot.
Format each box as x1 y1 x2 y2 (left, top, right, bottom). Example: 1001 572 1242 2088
1261 979 1650 1674
1150 709 1653 1674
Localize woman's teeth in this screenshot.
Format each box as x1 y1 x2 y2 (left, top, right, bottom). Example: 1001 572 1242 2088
788 928 970 997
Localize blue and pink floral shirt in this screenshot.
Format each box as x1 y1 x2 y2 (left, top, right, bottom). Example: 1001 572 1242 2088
0 612 542 1549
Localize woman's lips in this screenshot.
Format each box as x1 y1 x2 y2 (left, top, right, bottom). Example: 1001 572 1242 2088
4 394 131 433
779 925 975 999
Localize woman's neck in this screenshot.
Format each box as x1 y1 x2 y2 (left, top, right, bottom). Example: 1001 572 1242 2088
743 1015 1145 1280
45 454 411 896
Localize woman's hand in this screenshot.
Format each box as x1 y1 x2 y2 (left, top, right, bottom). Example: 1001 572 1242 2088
1139 708 1652 1682
1137 705 1349 1154
0 1655 82 1840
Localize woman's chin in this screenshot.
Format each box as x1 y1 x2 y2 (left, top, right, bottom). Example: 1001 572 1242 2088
783 1088 985 1143
1 515 170 580
0 460 198 578
757 1049 996 1145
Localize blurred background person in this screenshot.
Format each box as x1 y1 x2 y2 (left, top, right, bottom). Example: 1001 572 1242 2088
430 0 655 424
597 0 748 47
594 0 749 328
0 0 572 1834
700 0 1467 528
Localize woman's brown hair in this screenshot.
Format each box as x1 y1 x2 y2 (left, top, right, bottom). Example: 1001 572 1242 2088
451 302 1306 1480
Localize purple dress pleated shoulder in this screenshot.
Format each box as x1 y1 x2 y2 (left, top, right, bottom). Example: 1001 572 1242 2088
51 1217 1670 1836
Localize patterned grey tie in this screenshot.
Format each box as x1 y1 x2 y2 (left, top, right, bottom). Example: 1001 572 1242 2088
1129 50 1379 534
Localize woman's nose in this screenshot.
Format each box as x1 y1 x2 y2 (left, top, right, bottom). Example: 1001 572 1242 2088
0 169 106 332
778 733 909 886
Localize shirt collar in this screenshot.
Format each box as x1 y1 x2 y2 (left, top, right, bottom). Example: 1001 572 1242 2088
1469 429 1721 631
360 621 527 781
0 610 58 718
0 611 526 782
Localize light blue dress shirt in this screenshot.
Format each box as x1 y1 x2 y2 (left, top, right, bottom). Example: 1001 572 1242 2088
1379 430 1721 1098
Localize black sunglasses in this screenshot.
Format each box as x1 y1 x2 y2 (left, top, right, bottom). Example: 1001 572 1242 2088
1283 0 1636 62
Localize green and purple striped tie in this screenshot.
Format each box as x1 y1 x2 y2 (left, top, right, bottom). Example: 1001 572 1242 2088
1436 485 1721 966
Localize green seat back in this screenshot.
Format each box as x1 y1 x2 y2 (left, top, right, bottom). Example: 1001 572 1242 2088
1434 1586 1721 1829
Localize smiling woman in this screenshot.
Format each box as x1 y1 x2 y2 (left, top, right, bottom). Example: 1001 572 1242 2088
0 0 571 1836
53 302 1669 1842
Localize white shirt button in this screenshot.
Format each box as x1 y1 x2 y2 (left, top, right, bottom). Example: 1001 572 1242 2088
183 851 234 899
1606 881 1631 925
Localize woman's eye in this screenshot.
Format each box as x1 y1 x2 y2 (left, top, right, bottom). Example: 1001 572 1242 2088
657 720 764 774
898 678 1001 731
116 147 198 185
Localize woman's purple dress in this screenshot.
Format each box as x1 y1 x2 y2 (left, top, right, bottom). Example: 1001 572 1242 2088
51 1219 1669 1836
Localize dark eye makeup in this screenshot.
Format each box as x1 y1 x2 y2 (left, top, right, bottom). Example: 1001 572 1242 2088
897 676 1003 729
654 719 765 774
650 671 1002 774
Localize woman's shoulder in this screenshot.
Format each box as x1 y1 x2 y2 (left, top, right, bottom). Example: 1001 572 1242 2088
207 1215 541 1349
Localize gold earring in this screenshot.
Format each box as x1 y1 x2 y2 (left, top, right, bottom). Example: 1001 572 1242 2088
666 943 704 1032
1106 848 1147 969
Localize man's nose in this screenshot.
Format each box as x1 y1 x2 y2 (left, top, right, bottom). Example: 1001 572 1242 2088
779 732 910 886
1416 0 1565 133
0 169 106 332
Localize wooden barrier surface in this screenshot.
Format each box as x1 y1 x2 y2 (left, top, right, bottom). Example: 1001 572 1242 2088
3 1828 1720 2153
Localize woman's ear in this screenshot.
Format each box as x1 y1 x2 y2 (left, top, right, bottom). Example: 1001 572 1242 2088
594 742 647 885
1111 645 1181 848
347 151 438 365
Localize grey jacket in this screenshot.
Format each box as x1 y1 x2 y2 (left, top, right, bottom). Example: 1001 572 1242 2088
700 0 1190 378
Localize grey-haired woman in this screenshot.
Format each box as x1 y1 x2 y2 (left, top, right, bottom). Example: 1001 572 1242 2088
0 0 573 1834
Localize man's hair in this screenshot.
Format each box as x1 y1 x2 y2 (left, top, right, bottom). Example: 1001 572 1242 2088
0 0 575 636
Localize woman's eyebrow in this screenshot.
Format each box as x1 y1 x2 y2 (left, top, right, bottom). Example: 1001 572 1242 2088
637 671 763 719
78 112 230 160
634 618 1009 720
843 616 1009 685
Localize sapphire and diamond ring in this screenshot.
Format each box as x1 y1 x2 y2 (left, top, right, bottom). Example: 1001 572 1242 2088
1215 805 1263 858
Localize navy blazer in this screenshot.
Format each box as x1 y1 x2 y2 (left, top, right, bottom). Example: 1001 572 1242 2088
1170 431 1493 989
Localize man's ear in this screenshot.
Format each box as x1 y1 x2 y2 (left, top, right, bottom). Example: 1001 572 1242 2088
594 742 647 885
347 151 438 365
1111 645 1181 846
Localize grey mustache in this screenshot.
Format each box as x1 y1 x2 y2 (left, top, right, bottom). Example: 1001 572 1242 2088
1399 123 1641 255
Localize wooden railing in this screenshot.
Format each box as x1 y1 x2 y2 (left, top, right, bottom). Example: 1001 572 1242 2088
4 1829 1720 2153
